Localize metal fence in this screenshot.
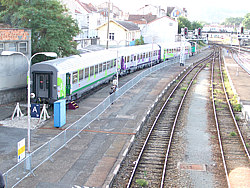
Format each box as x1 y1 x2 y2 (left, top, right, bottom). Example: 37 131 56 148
3 58 179 187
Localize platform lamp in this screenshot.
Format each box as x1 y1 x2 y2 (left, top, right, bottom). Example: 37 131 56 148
1 51 57 156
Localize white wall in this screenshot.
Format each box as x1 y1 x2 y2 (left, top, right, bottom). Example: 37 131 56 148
142 17 178 44
98 22 140 46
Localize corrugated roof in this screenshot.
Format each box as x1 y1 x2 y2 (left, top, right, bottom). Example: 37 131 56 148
127 14 157 24
115 20 140 31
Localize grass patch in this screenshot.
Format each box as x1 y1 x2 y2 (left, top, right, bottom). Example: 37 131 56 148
136 179 148 187
181 87 187 91
230 131 237 136
235 115 240 121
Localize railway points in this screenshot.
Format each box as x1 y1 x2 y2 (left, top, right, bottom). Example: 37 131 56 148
0 48 210 187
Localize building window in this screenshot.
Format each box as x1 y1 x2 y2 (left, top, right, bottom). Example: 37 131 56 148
0 43 3 53
109 33 114 40
9 43 17 51
19 42 27 53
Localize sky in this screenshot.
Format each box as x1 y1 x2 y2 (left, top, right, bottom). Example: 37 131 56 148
87 0 249 23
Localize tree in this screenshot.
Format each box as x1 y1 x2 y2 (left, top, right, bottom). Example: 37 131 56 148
177 16 191 33
243 13 250 30
0 0 80 58
177 16 203 33
135 35 144 45
191 21 203 30
222 17 244 27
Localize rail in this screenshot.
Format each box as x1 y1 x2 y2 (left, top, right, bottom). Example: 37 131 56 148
3 58 179 187
126 53 214 187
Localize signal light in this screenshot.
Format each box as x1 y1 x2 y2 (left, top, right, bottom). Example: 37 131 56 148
184 27 188 36
198 28 201 36
241 26 244 34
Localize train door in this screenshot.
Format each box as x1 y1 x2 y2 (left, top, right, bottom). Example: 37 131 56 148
66 73 71 96
121 56 125 70
35 73 51 99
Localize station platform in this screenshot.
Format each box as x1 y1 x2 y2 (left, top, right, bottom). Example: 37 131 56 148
0 49 212 187
223 51 250 125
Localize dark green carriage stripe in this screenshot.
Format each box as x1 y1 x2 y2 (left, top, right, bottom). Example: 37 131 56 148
72 73 115 94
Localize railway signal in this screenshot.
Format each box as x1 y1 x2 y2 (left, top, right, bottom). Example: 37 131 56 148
198 28 201 36
184 27 188 36
240 26 244 34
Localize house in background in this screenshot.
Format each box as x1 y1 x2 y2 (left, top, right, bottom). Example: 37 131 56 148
96 20 141 47
137 4 166 18
141 16 178 44
127 14 157 30
167 7 188 19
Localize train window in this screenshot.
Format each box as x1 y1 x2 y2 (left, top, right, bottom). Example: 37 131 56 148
95 65 98 74
110 60 113 68
134 55 136 61
0 43 4 52
143 53 145 58
107 61 110 69
99 63 103 73
131 56 133 62
146 53 148 58
124 56 126 63
46 77 49 89
137 54 139 60
73 71 78 84
140 54 142 59
103 62 107 71
127 56 130 63
79 69 83 81
85 67 89 78
90 66 94 76
40 75 43 89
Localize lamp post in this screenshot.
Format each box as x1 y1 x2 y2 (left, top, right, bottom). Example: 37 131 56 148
1 51 57 154
109 39 128 88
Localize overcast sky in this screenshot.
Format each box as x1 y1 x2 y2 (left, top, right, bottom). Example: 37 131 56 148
86 0 249 23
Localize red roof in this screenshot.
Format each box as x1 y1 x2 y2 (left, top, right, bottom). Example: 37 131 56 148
75 0 97 13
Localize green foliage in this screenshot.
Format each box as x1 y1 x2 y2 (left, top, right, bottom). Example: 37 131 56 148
0 0 80 59
136 179 148 187
181 87 187 91
243 13 250 30
178 16 191 33
177 16 203 33
233 103 242 112
222 17 244 27
135 35 144 45
230 131 237 136
191 21 203 30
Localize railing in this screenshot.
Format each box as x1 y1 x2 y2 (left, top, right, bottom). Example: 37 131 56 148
3 58 179 187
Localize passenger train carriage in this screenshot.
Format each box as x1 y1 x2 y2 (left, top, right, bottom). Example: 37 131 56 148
31 42 191 103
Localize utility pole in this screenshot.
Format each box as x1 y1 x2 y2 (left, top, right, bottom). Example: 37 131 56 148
106 0 110 49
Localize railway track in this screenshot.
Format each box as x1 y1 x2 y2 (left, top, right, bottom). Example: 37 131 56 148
111 51 214 187
211 48 250 187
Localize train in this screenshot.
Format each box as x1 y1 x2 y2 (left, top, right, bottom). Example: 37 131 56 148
31 42 191 103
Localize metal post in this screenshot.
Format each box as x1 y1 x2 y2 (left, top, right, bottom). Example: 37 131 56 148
106 0 110 49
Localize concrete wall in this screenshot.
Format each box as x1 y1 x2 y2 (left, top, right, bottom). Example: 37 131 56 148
0 87 26 105
0 55 27 91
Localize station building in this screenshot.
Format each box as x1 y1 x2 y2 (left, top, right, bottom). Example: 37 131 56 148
0 28 31 104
